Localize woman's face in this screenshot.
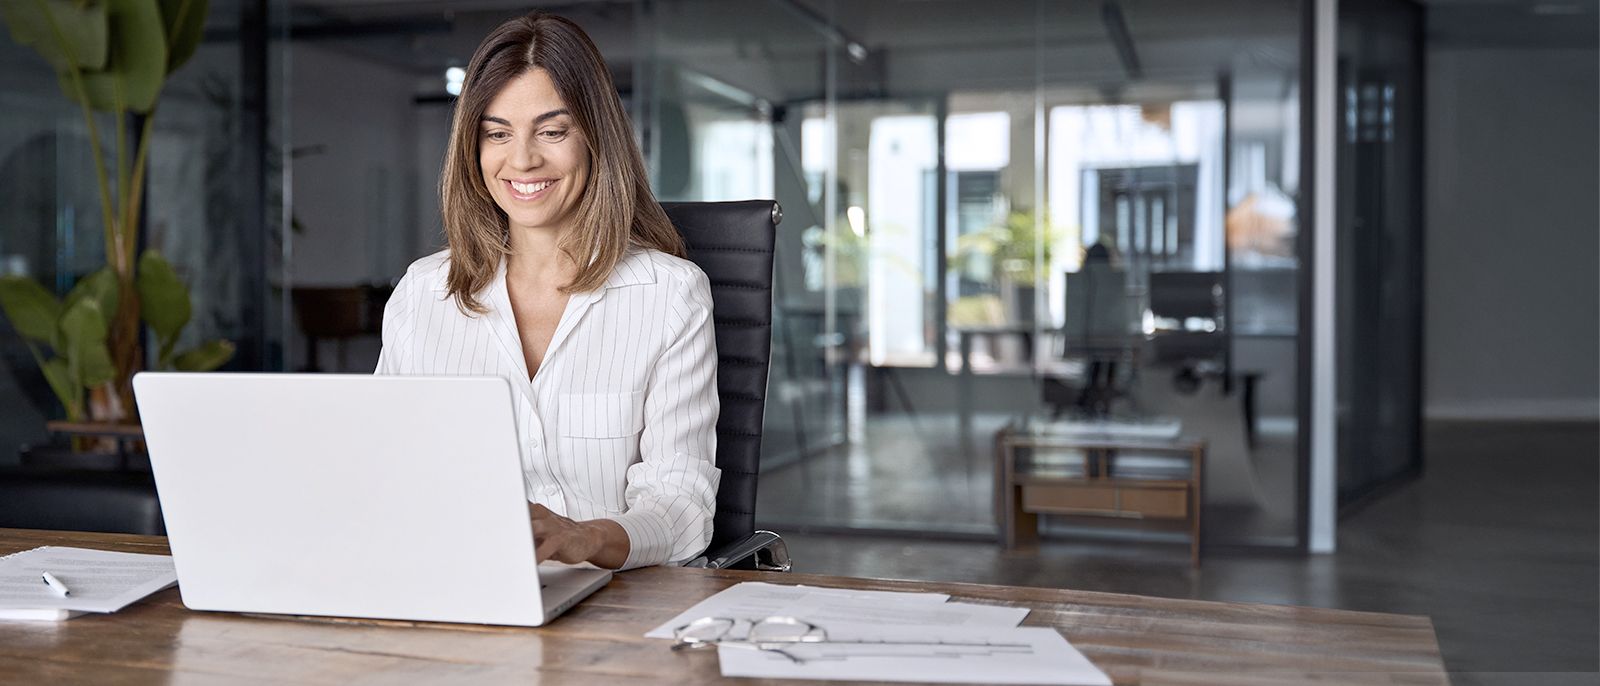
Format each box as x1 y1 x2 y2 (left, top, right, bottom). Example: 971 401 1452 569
479 68 591 237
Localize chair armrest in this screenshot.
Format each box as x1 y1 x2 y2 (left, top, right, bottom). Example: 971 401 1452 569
685 530 791 572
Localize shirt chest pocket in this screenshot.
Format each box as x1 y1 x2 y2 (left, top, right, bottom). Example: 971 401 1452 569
555 391 645 513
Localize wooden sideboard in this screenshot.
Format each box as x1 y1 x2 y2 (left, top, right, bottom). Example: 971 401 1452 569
997 422 1205 566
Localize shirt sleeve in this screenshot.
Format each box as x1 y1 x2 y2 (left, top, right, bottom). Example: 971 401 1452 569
374 271 414 375
611 268 721 569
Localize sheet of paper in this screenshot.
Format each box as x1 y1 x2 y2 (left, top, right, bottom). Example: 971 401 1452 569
0 608 84 621
0 547 177 614
645 581 1024 639
785 583 952 603
715 581 952 605
716 622 1111 686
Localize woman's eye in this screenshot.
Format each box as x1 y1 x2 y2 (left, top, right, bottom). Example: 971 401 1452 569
539 129 569 141
484 131 511 141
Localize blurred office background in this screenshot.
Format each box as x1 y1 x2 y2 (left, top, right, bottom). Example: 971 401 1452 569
1 0 1595 681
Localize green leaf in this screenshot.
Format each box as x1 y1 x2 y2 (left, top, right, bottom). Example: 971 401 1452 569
0 0 109 71
157 0 205 74
0 276 63 347
76 338 116 387
39 357 81 419
172 339 233 371
58 298 114 387
136 249 189 358
59 297 110 344
69 0 167 113
62 266 119 322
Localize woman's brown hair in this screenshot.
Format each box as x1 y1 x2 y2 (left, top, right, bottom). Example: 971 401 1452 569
440 12 684 313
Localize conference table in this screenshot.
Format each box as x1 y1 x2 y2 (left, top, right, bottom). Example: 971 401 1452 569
0 529 1448 684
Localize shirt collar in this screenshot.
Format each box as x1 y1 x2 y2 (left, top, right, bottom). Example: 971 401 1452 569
601 247 657 290
429 246 656 296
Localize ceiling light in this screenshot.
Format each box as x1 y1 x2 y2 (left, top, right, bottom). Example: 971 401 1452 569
444 66 465 96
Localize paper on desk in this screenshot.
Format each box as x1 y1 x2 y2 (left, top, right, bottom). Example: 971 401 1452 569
0 547 176 615
647 581 948 637
716 621 1111 685
0 608 84 621
645 581 1026 639
719 581 953 605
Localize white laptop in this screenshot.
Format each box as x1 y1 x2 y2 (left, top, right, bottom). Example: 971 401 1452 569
133 372 611 627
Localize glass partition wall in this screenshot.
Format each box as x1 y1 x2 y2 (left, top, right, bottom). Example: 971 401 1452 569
646 0 1310 548
0 0 1317 549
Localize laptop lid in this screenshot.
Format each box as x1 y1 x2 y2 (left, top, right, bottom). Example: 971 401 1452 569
135 372 585 627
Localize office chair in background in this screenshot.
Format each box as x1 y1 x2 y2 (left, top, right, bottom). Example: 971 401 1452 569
662 200 789 572
1058 262 1140 416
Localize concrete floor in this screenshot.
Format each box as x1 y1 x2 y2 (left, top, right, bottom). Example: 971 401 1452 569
757 411 1301 543
758 420 1599 684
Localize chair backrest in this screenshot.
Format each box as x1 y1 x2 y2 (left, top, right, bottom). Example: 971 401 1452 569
1062 263 1135 354
659 200 777 554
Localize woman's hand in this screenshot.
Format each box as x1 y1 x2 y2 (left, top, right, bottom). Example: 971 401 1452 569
528 503 630 569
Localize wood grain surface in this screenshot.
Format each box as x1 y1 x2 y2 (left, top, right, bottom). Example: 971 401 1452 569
0 529 1448 685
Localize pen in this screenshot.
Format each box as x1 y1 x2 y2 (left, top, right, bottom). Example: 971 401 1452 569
41 571 70 597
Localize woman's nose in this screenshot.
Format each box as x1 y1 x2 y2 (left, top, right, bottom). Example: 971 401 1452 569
509 137 541 169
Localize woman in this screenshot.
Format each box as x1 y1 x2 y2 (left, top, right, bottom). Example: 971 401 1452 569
375 12 719 571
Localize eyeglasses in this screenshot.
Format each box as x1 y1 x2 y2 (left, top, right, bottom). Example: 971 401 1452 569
670 616 1031 665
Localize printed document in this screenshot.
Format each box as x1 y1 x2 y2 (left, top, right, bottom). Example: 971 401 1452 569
645 581 1025 639
0 547 177 617
716 621 1112 685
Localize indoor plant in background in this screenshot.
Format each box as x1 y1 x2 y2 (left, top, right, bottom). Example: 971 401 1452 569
952 209 1059 327
0 0 231 434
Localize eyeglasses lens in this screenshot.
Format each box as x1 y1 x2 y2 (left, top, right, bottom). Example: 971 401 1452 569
676 617 736 645
748 618 821 643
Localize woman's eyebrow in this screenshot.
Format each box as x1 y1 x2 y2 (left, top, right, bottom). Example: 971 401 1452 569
533 108 570 124
479 109 570 127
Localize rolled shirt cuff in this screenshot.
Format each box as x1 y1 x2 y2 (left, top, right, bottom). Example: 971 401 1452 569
613 507 687 570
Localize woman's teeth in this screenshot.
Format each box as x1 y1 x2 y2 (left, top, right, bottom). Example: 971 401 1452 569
510 180 553 194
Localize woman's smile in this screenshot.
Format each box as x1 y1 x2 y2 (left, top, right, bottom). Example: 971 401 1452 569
505 178 558 201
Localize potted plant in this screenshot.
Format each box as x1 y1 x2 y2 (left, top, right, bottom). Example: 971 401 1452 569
0 0 231 438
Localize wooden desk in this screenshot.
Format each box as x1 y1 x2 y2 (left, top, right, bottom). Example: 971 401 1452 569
0 529 1448 685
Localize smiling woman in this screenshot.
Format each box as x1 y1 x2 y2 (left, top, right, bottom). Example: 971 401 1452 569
374 12 721 572
477 70 596 273
439 12 686 309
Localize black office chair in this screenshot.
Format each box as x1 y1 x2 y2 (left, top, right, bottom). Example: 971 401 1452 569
1058 263 1140 415
661 200 789 572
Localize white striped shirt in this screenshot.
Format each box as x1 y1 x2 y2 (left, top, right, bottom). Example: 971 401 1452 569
375 247 720 570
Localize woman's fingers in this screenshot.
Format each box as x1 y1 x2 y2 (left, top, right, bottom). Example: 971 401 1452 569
527 503 603 564
535 535 561 562
531 507 578 562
